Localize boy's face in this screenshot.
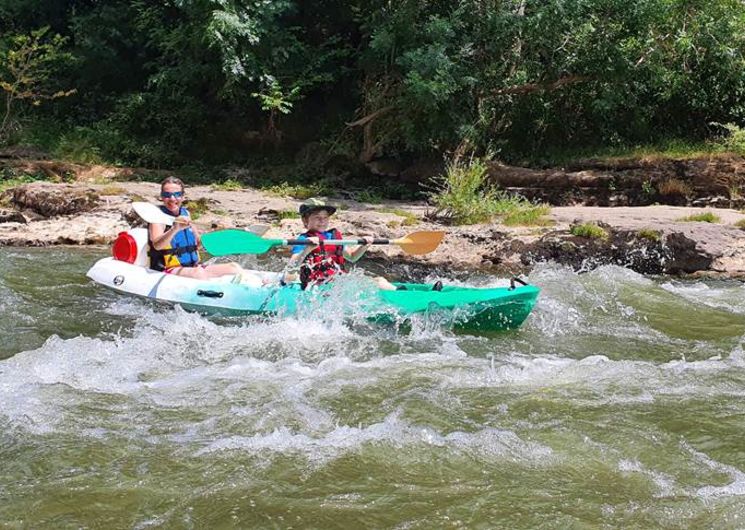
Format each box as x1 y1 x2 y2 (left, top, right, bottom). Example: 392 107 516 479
304 210 331 232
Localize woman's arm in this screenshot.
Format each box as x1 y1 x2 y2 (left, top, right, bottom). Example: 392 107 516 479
148 216 190 250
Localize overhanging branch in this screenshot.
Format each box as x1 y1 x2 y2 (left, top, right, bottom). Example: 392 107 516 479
345 105 394 128
493 75 590 96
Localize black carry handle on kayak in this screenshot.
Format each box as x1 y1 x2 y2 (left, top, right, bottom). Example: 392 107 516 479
197 289 224 298
509 277 529 290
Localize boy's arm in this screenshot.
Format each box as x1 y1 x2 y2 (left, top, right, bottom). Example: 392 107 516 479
344 237 373 263
289 235 318 265
290 246 312 265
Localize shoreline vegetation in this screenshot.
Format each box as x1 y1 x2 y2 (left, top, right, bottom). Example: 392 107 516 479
2 1 745 171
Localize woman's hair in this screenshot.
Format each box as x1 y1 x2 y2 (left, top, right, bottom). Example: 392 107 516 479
160 176 185 191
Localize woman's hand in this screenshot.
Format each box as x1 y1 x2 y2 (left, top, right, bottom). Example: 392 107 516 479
171 215 191 232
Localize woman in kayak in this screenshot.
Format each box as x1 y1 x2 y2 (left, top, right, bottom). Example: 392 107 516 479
148 177 245 279
287 198 398 290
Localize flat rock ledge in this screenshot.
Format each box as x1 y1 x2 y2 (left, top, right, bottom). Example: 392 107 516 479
2 182 745 278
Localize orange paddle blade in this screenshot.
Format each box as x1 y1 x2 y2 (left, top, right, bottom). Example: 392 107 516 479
391 231 445 255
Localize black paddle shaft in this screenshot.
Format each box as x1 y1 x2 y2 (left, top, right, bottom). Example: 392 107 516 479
286 238 391 246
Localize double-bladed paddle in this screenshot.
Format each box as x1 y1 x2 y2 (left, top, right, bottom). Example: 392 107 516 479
132 201 175 225
131 202 269 236
201 229 444 256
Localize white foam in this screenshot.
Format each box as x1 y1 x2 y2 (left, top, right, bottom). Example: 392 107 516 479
661 280 745 314
618 459 677 497
196 411 555 466
685 442 745 498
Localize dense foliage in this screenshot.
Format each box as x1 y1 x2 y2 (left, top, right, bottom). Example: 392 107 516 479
2 0 744 168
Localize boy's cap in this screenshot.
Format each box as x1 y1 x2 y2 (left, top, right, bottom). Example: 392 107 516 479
299 198 337 216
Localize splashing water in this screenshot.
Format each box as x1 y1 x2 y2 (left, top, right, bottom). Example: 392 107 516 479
1 248 745 528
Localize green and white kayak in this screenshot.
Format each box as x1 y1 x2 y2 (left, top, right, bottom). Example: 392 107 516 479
86 229 539 332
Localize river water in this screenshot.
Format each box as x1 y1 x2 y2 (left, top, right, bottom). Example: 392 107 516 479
1 247 745 528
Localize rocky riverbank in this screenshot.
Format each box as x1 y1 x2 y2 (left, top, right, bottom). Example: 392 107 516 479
1 155 745 278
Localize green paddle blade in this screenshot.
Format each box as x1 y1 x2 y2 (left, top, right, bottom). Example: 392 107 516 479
201 230 281 256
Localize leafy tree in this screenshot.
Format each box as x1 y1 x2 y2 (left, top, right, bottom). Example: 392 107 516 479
2 0 744 167
0 26 75 141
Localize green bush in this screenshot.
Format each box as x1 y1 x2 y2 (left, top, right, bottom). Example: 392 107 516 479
676 212 720 223
713 123 745 155
53 127 104 164
570 223 608 240
354 189 384 204
636 228 661 241
430 156 550 225
429 157 498 224
0 169 50 191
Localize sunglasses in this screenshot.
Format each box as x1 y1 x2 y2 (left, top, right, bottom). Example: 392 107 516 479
161 191 184 199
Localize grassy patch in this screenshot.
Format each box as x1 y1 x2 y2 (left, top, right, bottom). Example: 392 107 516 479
658 178 692 197
277 209 300 220
571 223 608 239
637 228 661 241
99 185 126 196
0 169 51 192
377 207 419 226
263 180 332 199
734 219 745 229
211 179 243 191
519 129 745 167
355 189 384 204
676 212 720 223
185 198 210 220
518 138 720 167
502 203 552 226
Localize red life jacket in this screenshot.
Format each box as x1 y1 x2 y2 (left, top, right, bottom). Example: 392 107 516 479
299 228 346 289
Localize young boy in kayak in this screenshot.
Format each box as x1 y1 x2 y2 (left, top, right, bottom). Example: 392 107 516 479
287 198 398 290
148 177 246 280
